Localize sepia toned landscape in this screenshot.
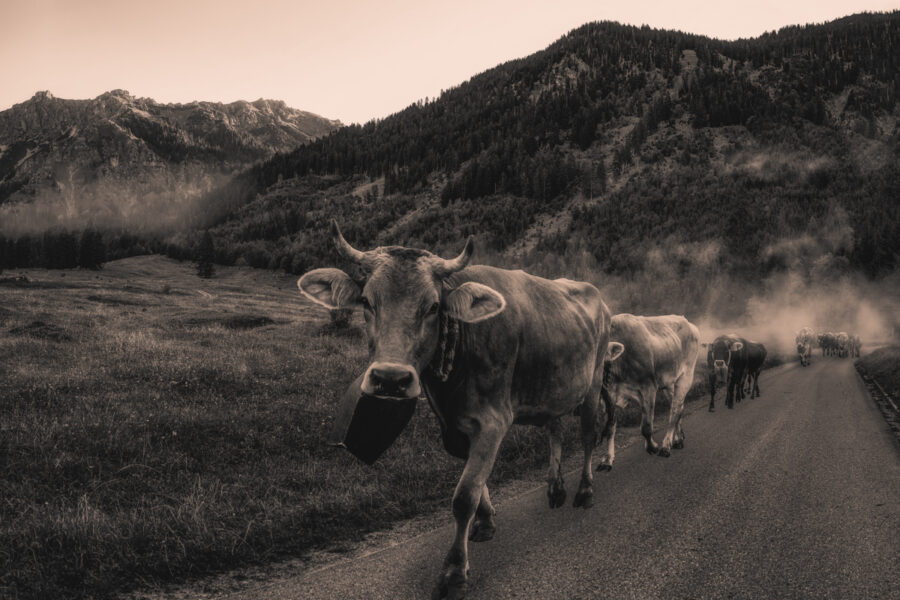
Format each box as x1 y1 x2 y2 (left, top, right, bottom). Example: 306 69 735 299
1 5 898 600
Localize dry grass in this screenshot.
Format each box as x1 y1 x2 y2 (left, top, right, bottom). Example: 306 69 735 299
0 257 576 599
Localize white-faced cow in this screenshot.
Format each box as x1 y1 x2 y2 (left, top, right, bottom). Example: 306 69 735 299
298 222 622 600
706 334 747 410
796 327 813 366
600 314 700 465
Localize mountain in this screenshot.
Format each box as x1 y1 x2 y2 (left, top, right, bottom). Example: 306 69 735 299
195 11 897 298
0 90 341 232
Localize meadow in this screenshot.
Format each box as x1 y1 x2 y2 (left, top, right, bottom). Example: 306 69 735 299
1 256 721 599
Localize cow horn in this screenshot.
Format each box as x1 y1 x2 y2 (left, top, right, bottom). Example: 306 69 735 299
331 220 377 267
433 236 474 277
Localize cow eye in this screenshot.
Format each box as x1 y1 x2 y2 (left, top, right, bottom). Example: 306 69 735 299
360 297 374 312
426 302 440 316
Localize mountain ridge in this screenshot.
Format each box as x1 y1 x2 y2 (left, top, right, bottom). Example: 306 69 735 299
190 12 896 289
0 90 341 231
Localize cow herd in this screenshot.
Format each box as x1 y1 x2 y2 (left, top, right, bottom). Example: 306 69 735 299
296 227 842 599
796 328 861 365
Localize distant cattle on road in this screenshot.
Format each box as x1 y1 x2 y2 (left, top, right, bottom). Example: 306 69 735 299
819 332 837 356
850 334 861 357
837 332 850 358
298 221 622 600
796 327 814 366
601 314 700 464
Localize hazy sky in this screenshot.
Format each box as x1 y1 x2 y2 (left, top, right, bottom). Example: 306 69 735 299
1 1 896 124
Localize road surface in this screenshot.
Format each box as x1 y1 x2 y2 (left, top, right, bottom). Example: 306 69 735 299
251 357 900 599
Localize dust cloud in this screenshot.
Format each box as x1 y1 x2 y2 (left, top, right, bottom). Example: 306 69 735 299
0 171 228 237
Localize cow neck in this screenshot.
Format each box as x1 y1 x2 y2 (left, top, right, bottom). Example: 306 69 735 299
428 311 459 382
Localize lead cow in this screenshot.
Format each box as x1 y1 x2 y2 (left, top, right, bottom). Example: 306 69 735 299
600 314 700 466
298 222 622 599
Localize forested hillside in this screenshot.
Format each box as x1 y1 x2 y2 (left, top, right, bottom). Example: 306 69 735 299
2 14 898 315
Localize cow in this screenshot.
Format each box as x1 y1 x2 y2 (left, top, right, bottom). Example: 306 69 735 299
599 314 700 466
706 334 747 411
837 331 850 358
796 340 811 366
297 222 623 599
820 331 837 356
742 340 767 398
850 334 861 357
796 327 814 366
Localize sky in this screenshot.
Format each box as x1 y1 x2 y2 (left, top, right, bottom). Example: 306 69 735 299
1 1 897 125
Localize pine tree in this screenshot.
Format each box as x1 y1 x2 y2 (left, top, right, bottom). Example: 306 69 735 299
78 229 106 270
197 231 215 278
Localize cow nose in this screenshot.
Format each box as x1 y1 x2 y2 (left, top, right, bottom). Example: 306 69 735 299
363 362 420 398
714 360 726 368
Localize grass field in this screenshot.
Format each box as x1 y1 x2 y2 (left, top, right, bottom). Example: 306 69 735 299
0 256 743 599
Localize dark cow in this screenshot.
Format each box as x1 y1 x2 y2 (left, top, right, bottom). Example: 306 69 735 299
821 331 838 356
298 222 622 599
706 334 747 411
601 314 700 463
742 340 767 398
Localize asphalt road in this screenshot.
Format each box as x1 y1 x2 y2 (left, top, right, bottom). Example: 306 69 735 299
260 357 900 599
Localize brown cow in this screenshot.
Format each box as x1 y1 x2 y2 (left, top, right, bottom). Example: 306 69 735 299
298 222 623 599
599 314 700 466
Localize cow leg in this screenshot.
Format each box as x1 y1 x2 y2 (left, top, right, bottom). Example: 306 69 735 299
574 394 599 508
708 372 716 412
663 374 691 452
725 371 735 409
546 418 566 508
753 371 761 398
640 385 662 456
597 385 616 471
468 484 496 542
433 427 506 600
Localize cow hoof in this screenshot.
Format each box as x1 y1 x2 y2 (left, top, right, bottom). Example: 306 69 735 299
658 448 671 458
596 462 612 472
645 445 659 456
573 489 593 509
468 520 496 542
708 405 715 412
547 486 566 509
672 439 684 450
433 572 468 600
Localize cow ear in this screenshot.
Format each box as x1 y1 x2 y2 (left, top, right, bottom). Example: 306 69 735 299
730 341 743 352
444 282 505 323
607 341 625 362
298 268 362 309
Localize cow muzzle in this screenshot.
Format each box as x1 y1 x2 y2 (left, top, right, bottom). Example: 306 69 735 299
362 362 422 399
713 360 728 384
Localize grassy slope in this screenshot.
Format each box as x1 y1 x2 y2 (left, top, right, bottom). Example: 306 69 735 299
856 345 900 397
0 256 769 599
0 257 575 599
